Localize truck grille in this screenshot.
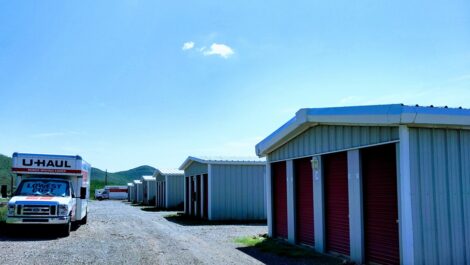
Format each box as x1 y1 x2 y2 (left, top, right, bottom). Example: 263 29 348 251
20 205 55 216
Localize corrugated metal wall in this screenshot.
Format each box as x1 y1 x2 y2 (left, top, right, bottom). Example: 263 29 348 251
409 128 470 265
210 164 266 220
269 125 398 162
166 175 184 208
185 161 208 177
148 181 156 203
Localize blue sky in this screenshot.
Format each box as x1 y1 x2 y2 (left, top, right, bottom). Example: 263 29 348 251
1 1 469 171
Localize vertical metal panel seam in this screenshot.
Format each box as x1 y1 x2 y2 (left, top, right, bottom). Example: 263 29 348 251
458 131 468 263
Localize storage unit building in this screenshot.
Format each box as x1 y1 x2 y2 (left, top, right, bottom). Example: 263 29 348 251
133 180 143 204
179 156 267 221
256 104 470 265
141 175 156 205
127 183 134 202
153 169 185 209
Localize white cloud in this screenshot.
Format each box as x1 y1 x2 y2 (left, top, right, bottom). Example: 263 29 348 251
182 41 195 51
203 43 234 59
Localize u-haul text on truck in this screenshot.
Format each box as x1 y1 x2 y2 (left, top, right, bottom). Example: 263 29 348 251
6 152 91 237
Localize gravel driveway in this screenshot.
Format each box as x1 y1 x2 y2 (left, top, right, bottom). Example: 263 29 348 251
0 200 338 265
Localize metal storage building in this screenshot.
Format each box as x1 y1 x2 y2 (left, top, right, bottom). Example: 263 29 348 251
256 104 470 265
179 156 267 221
141 175 156 205
127 182 134 202
132 180 140 203
133 180 143 204
153 169 185 209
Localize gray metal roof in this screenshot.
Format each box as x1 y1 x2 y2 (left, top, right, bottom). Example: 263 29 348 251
179 156 266 170
133 180 142 184
152 168 184 177
256 104 470 157
141 175 156 181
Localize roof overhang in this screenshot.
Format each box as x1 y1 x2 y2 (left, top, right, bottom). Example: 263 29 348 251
179 156 266 170
256 104 470 157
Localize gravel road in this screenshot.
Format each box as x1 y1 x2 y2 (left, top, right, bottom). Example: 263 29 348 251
0 201 340 265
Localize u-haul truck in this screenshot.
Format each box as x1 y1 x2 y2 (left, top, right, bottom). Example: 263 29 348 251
6 153 91 237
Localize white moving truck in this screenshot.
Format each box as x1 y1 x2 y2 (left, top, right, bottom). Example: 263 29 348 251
5 153 91 237
95 186 127 200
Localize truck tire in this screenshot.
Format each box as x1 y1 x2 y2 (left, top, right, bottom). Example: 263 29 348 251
80 214 88 225
60 221 71 237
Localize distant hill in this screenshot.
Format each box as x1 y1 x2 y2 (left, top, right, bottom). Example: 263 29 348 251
91 165 156 184
0 154 156 192
0 154 12 190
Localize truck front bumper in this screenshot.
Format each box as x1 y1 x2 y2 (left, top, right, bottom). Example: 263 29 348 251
6 216 70 225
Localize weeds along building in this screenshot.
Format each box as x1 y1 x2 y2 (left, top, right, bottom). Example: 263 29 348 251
256 104 470 265
152 169 184 209
179 156 267 221
141 175 156 205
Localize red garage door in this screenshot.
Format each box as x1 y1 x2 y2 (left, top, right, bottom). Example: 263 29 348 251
203 174 208 219
185 177 189 214
324 152 350 256
272 161 288 239
362 144 399 265
294 157 314 246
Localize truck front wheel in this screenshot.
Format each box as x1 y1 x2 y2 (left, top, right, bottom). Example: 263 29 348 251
80 214 88 225
60 221 71 237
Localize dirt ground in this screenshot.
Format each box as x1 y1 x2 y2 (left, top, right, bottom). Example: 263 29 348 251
0 200 341 265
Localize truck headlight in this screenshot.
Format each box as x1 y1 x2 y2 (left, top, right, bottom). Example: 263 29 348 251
58 205 68 216
8 204 15 216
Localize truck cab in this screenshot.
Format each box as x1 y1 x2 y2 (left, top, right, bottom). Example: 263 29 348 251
95 189 109 200
6 153 91 237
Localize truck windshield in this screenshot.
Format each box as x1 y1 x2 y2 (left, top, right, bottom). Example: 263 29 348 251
16 180 70 197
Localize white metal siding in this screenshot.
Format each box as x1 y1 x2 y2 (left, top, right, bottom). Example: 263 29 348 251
210 164 266 220
409 128 470 264
185 161 208 177
148 181 156 204
269 125 398 161
166 175 184 208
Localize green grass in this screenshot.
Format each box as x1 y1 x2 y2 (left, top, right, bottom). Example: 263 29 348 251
235 235 343 264
235 235 266 247
0 206 6 223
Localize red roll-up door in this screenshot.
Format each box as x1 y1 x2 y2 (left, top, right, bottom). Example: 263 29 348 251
294 157 314 246
324 151 350 256
196 175 201 218
272 161 288 239
185 177 189 214
362 144 399 265
203 174 208 219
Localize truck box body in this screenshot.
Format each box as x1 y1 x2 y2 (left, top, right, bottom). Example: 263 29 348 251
104 185 128 200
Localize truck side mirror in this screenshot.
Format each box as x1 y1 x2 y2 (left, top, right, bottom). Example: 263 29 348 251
80 187 87 199
0 185 7 198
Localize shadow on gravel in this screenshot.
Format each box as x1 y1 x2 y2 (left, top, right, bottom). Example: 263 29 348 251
164 213 267 226
140 207 183 213
235 237 344 265
0 223 70 241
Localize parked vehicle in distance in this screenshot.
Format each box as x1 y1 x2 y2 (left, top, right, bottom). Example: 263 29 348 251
95 189 109 200
95 186 127 200
4 153 91 237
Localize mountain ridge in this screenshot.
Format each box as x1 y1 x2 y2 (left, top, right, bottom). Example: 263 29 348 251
0 154 156 191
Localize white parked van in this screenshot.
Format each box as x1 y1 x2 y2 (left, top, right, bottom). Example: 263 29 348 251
5 153 91 237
